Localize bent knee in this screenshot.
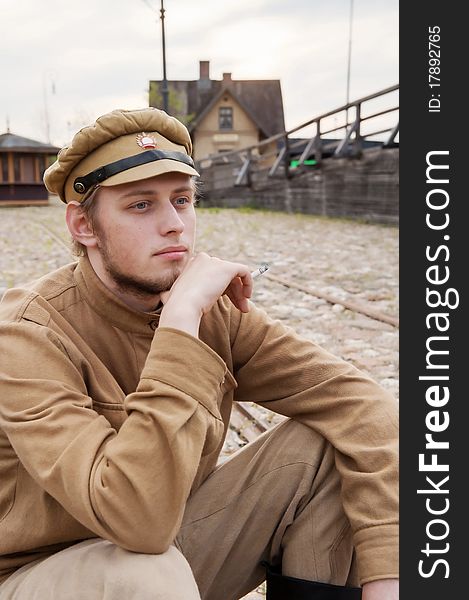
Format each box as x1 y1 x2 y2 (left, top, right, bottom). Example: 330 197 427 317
85 541 201 599
268 419 333 464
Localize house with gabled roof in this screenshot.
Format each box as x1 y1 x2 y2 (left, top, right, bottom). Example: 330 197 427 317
149 61 285 162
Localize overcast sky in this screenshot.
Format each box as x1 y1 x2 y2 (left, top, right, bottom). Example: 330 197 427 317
1 0 398 147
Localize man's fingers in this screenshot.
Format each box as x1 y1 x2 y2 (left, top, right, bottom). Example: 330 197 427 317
226 288 249 313
162 253 253 316
159 290 171 305
238 271 253 299
225 277 251 313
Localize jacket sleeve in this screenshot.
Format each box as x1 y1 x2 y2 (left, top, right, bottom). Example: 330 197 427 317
230 302 399 584
0 322 226 554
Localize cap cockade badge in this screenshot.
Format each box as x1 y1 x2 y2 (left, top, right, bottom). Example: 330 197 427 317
136 133 158 150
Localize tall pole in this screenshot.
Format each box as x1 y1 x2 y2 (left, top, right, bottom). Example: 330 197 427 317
42 73 51 143
160 0 169 113
345 0 354 128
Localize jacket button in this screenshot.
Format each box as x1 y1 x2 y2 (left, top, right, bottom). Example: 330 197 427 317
149 320 158 330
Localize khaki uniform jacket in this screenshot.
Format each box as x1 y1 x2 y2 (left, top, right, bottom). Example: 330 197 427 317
0 257 398 585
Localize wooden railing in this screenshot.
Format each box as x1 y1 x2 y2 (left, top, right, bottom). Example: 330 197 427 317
195 84 399 189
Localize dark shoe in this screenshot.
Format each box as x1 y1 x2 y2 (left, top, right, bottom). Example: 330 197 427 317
264 563 362 599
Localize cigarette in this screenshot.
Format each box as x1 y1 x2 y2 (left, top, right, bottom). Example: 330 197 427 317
251 263 269 279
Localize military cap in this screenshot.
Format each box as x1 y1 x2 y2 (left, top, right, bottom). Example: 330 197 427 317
44 107 199 203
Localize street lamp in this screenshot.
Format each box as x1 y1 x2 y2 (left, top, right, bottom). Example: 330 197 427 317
160 0 169 113
42 70 57 143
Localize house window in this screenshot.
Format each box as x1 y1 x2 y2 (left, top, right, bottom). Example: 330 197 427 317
0 155 8 182
37 156 46 179
13 156 21 182
21 155 36 182
219 106 233 130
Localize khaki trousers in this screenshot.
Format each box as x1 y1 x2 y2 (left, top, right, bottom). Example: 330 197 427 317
0 419 357 600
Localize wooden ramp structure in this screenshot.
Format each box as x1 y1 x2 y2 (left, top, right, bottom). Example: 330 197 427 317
196 84 399 224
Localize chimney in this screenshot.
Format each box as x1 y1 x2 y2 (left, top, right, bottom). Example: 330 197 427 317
222 72 232 83
199 61 210 80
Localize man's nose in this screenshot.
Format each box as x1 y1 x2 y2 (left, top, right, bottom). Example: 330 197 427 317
157 203 185 236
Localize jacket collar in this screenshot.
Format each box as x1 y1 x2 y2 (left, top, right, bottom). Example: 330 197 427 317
74 256 161 335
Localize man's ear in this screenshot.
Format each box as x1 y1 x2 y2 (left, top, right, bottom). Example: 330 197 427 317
65 201 98 249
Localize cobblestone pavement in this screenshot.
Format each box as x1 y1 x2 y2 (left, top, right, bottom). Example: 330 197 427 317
0 199 399 397
0 199 398 599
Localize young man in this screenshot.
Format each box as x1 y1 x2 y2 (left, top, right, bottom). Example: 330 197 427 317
0 108 398 599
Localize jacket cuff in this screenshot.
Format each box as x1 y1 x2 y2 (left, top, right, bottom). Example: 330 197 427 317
354 524 399 584
139 327 228 416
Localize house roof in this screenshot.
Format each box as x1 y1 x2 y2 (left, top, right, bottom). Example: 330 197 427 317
150 76 285 139
0 132 60 154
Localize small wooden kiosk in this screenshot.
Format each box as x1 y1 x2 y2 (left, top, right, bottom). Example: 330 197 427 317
0 132 59 206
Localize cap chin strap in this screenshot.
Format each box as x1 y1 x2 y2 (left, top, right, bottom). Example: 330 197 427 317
73 149 195 195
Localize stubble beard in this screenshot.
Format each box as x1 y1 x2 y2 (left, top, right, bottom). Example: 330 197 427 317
97 236 185 303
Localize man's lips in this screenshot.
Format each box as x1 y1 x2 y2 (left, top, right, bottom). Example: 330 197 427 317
154 246 188 259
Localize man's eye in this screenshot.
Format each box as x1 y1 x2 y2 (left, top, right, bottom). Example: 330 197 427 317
174 197 189 205
134 201 148 210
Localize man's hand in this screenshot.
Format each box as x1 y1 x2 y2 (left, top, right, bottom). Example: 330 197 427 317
362 578 399 600
159 253 253 337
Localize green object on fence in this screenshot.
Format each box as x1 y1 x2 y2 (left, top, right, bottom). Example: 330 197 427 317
290 159 317 168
